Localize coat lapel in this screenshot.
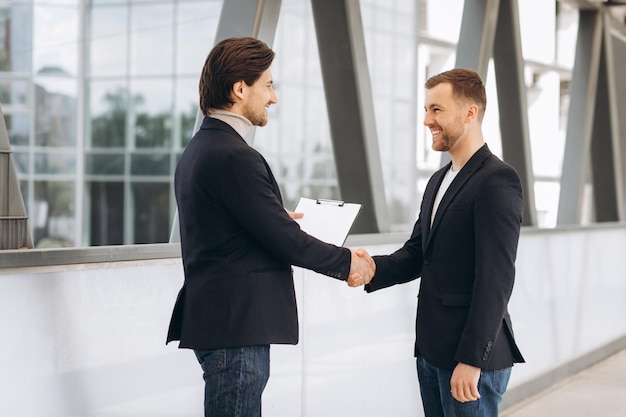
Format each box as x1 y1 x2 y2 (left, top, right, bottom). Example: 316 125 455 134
424 144 492 251
421 163 451 248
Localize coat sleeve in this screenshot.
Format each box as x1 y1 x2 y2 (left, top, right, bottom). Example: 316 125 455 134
454 165 523 367
366 215 424 292
218 145 351 280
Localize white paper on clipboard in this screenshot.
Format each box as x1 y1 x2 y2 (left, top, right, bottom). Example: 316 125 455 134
293 197 361 246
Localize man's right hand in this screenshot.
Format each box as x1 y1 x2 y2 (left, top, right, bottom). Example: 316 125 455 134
347 248 376 287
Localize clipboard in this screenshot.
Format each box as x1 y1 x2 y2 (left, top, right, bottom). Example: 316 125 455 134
293 197 361 246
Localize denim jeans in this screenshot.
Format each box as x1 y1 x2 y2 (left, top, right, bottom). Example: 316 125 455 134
416 355 511 417
194 345 270 417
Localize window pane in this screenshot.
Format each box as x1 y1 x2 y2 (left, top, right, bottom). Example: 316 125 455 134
35 153 76 174
34 181 75 247
34 77 77 146
0 4 32 72
85 153 125 175
33 5 78 75
132 182 170 244
13 152 29 174
90 6 128 77
89 81 128 148
89 181 124 246
176 77 199 147
130 4 173 76
176 1 221 75
130 153 170 176
4 114 30 146
132 79 173 148
0 80 29 106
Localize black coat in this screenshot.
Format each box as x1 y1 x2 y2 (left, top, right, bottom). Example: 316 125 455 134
367 144 525 371
167 117 350 349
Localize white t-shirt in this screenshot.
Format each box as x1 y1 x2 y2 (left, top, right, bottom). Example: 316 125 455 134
431 166 460 226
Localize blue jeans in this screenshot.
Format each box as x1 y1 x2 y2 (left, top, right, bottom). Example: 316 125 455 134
194 345 270 417
416 355 511 417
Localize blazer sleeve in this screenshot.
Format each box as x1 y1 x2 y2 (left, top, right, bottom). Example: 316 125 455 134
366 216 424 292
454 164 523 367
218 145 351 279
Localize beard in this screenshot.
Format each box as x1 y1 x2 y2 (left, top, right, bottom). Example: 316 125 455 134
244 103 269 127
431 118 465 152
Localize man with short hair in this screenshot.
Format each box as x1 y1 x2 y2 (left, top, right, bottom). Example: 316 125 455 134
167 37 373 417
360 68 525 417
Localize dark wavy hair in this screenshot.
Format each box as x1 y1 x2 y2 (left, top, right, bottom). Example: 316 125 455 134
199 37 275 115
425 68 487 121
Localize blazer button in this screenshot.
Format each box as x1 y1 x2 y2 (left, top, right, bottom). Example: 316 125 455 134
424 259 430 265
482 354 489 361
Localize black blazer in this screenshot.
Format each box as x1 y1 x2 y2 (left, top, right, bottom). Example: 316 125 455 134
367 144 525 371
167 117 351 350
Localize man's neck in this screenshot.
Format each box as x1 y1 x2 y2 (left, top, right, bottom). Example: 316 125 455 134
209 109 252 140
449 136 485 171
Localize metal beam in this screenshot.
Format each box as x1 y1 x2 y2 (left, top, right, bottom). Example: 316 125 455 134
455 0 501 78
493 0 537 226
448 0 500 169
310 0 389 233
558 10 603 225
590 12 624 221
214 0 282 45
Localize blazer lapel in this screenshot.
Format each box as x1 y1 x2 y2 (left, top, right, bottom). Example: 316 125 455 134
425 144 492 251
421 163 451 248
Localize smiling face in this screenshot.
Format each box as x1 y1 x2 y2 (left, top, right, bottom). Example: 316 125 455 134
423 82 468 153
241 68 278 127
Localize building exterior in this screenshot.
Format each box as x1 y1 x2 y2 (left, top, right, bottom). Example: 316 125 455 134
1 0 623 247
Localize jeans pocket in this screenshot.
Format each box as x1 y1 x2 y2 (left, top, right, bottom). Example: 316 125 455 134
195 348 227 375
491 367 512 396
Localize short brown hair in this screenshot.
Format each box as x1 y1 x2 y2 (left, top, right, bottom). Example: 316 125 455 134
425 68 486 121
199 37 275 115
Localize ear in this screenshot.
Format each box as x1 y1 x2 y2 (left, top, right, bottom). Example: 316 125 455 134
231 80 246 101
465 103 479 123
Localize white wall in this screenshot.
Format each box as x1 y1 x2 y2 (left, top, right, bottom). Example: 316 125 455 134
1 225 625 416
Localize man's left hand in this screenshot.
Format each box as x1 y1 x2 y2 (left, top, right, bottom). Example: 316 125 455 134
450 362 481 403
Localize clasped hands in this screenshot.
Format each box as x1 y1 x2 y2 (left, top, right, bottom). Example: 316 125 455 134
347 248 375 287
287 210 375 287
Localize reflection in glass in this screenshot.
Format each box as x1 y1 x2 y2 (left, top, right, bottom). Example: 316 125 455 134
130 3 173 76
132 182 170 244
89 6 128 77
85 153 124 176
176 77 200 147
176 1 221 75
131 153 170 176
13 152 29 174
34 80 77 146
0 4 32 72
35 153 76 174
131 79 173 148
34 181 75 247
0 80 29 106
89 181 124 246
33 5 78 75
4 114 30 146
89 82 129 148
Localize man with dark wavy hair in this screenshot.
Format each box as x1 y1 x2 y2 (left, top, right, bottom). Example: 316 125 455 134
166 37 373 417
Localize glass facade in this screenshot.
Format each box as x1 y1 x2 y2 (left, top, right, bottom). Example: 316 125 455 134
1 0 582 247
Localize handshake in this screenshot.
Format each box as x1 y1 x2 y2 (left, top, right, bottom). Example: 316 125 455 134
347 248 376 287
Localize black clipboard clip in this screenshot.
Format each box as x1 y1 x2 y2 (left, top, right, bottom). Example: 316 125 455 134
316 198 345 207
